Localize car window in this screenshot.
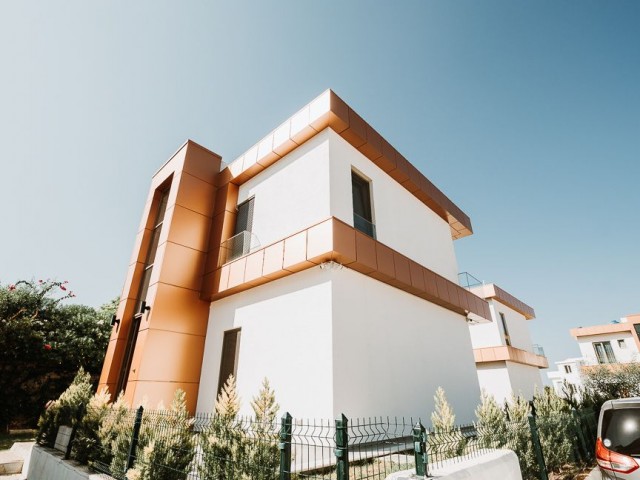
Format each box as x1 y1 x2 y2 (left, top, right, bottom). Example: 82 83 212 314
602 408 640 456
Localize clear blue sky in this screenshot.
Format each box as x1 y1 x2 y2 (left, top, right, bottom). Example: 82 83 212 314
1 1 638 370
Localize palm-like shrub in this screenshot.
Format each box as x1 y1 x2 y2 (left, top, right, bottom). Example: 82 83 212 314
246 378 280 480
474 389 507 449
71 387 111 464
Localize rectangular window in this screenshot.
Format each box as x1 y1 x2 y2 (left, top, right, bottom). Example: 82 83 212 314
218 328 241 395
499 312 511 346
634 324 640 341
564 365 572 374
618 339 627 349
234 197 255 235
351 171 376 239
594 341 617 364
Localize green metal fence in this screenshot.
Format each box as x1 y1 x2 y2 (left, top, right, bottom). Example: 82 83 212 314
42 407 597 480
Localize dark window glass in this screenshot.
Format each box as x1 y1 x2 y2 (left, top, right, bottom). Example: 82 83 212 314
351 171 375 238
634 324 640 341
594 341 617 364
218 329 241 395
602 408 640 456
234 197 255 235
500 312 511 346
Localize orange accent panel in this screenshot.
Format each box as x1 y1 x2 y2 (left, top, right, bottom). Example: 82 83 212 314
174 172 217 218
228 257 248 289
284 231 313 273
136 330 205 384
144 283 209 336
290 105 317 145
244 250 265 284
358 124 383 160
121 262 145 304
156 242 205 291
129 229 151 266
263 241 286 279
470 284 536 319
388 153 410 184
342 108 367 148
352 231 377 274
166 205 210 252
306 219 334 263
129 381 200 414
203 217 489 321
182 142 222 185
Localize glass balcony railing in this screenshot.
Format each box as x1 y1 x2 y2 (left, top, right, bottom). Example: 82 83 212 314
353 213 376 239
532 344 546 357
218 230 260 266
458 272 483 289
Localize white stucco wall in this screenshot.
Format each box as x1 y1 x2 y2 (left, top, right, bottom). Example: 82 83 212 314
577 332 640 365
327 129 460 282
506 361 543 400
331 267 480 423
237 130 332 248
469 299 535 353
197 267 335 419
477 361 542 404
547 358 585 397
476 362 513 404
198 265 481 422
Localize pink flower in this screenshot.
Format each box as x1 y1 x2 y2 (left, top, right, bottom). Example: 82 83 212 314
43 344 52 351
38 279 43 283
8 285 16 291
60 285 67 291
69 292 76 298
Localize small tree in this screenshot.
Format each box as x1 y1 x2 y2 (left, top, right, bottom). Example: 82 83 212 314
506 394 537 480
475 390 507 449
72 387 111 464
247 378 279 480
428 387 461 460
533 387 573 472
200 375 246 480
125 390 196 480
103 394 135 475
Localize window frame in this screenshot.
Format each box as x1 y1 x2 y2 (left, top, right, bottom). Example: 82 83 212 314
351 169 376 239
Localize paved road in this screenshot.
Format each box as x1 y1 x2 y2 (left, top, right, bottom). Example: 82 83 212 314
585 467 602 480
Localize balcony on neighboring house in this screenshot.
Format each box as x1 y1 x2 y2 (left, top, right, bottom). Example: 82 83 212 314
458 271 483 289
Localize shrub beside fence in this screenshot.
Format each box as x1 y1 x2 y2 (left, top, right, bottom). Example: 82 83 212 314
38 406 597 480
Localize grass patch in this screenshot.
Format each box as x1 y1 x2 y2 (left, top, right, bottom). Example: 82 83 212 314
0 431 36 451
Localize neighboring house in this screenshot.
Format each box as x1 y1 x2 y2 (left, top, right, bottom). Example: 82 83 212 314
461 274 548 404
547 357 586 399
98 89 495 422
570 314 640 366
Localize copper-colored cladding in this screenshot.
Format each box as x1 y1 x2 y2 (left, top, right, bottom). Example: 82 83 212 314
202 217 490 321
470 283 536 320
473 346 549 369
98 140 222 412
220 89 472 240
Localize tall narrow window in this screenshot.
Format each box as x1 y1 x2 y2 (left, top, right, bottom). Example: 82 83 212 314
351 171 375 238
218 328 241 395
594 341 617 364
228 197 254 260
116 186 170 395
499 312 511 346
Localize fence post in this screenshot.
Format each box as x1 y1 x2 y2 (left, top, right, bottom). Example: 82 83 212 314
413 421 427 477
335 414 349 480
279 412 292 480
528 414 548 480
126 406 144 472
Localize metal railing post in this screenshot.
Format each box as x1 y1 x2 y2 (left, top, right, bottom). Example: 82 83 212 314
413 421 427 477
335 414 349 480
528 414 548 480
126 406 144 472
279 412 292 480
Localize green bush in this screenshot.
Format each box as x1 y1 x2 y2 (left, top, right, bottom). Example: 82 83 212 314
36 368 93 446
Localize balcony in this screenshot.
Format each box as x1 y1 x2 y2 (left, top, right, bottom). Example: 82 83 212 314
353 213 376 239
458 272 483 289
473 345 548 369
532 344 545 357
218 230 260 266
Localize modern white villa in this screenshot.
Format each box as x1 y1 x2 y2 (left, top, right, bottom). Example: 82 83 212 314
98 89 547 423
461 274 547 403
546 313 640 396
